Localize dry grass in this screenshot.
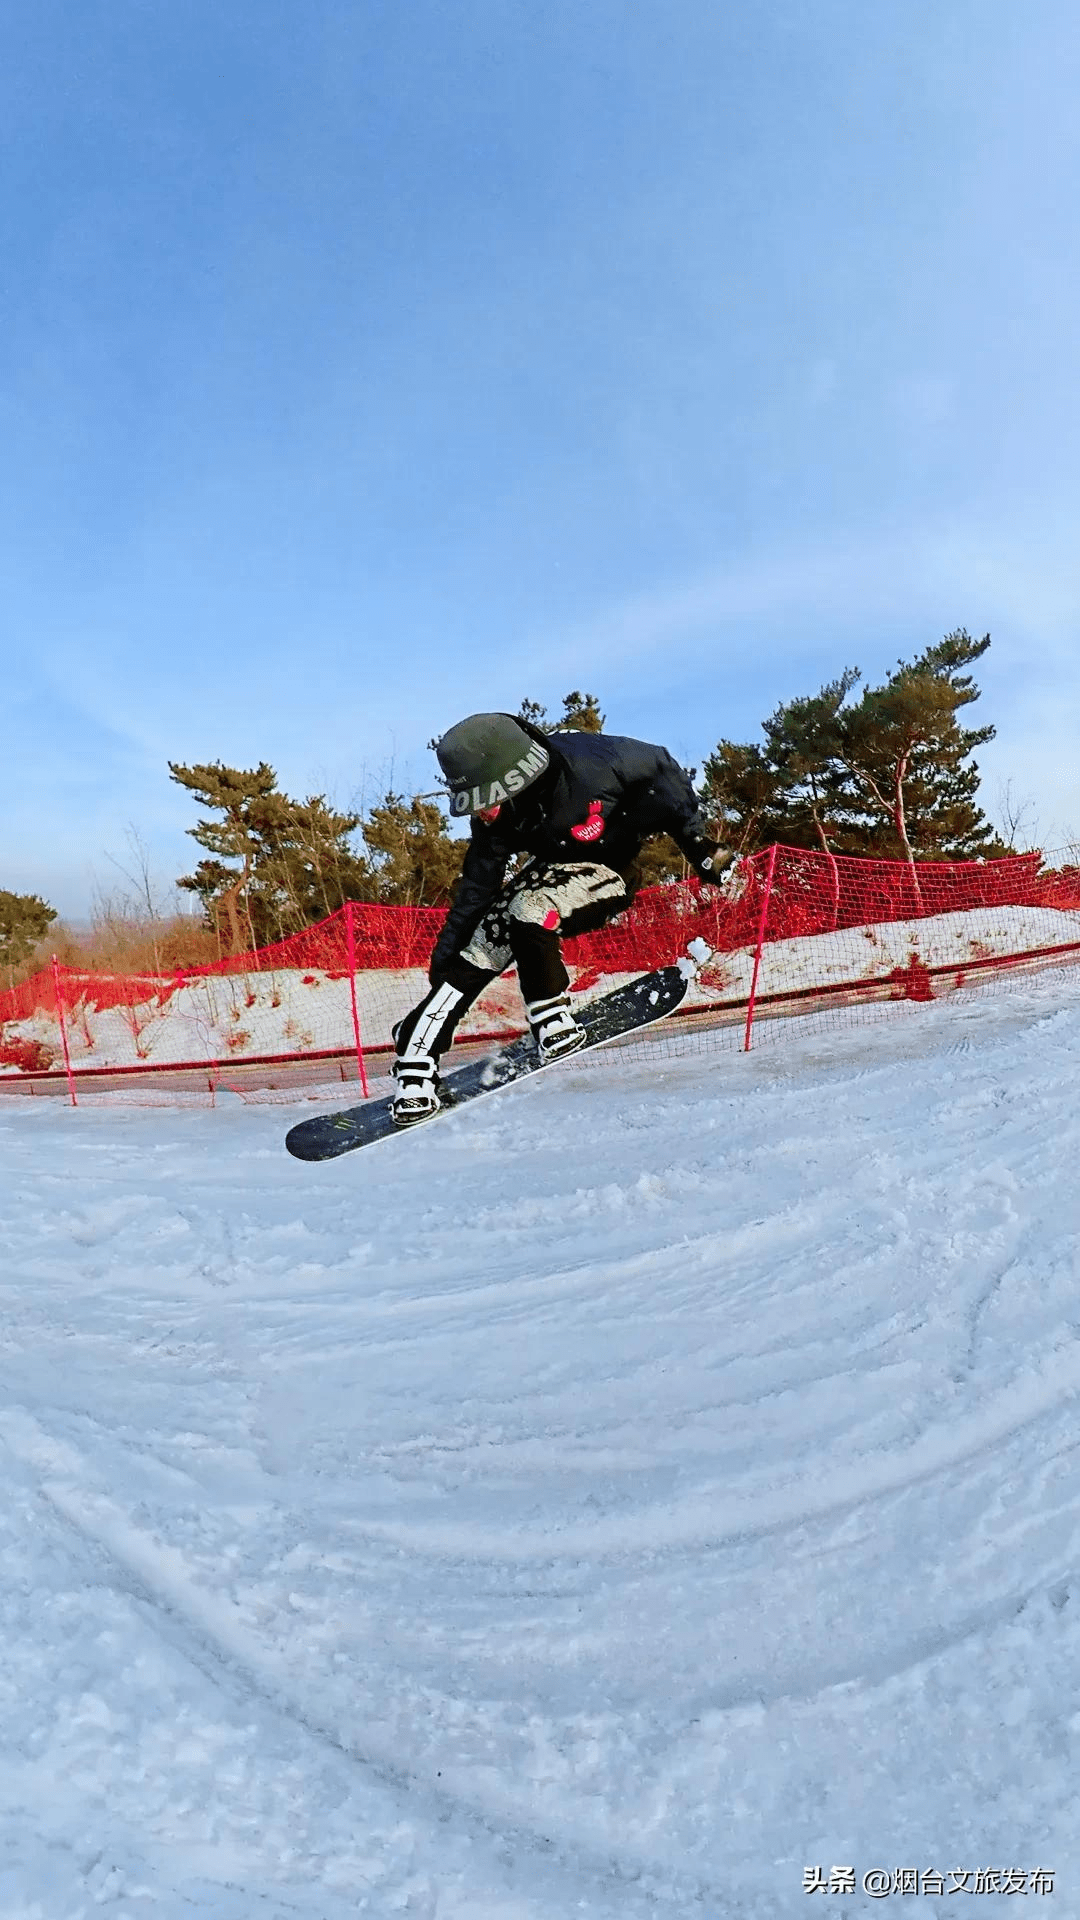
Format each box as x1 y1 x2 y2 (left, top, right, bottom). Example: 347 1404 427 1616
22 909 222 985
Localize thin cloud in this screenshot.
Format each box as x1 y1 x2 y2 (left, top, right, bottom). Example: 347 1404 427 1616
519 519 1080 682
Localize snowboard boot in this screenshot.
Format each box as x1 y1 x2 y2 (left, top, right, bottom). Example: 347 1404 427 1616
391 1052 443 1127
525 992 587 1065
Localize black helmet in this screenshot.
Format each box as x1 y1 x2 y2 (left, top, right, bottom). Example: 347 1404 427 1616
436 713 551 816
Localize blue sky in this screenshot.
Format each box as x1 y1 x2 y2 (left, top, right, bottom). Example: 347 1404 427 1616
4 0 1080 916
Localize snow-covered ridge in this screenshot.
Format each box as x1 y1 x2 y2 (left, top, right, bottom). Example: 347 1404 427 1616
3 903 1078 1074
696 902 1080 1003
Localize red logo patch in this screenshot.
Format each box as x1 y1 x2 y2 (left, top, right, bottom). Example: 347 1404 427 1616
570 800 606 843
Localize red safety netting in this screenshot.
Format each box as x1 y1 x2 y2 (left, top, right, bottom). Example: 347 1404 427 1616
3 848 1079 1100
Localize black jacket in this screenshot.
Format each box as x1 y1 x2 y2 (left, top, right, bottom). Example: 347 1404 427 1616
432 725 711 972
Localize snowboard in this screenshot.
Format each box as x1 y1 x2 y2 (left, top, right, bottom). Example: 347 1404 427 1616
284 964 691 1162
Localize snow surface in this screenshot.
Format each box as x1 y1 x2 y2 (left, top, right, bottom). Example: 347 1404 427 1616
3 970 1080 1915
5 903 1079 1075
698 902 1080 1002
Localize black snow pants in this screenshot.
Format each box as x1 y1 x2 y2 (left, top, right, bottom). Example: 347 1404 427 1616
393 859 629 1066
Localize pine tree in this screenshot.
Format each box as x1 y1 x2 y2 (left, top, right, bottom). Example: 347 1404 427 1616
169 761 272 952
702 632 1005 864
832 632 1004 865
758 675 863 851
169 761 371 951
258 792 377 930
360 794 466 906
0 888 57 985
518 691 606 733
555 690 605 732
701 739 805 852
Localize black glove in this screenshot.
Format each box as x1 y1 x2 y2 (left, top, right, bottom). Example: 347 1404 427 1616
687 838 735 882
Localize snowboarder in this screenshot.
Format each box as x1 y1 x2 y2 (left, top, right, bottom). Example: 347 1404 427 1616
391 713 732 1125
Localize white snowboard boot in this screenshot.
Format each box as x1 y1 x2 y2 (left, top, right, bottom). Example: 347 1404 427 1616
525 992 587 1064
391 1052 443 1127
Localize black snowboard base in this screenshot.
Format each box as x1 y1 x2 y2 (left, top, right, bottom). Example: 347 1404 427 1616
285 965 689 1162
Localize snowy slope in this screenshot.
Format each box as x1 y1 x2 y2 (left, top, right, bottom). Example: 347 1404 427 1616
2 972 1080 1916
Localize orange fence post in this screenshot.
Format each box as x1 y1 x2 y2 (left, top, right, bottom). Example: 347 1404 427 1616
51 955 78 1106
345 902 370 1097
743 845 778 1053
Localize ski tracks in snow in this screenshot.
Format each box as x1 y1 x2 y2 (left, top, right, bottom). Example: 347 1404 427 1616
3 973 1080 1912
